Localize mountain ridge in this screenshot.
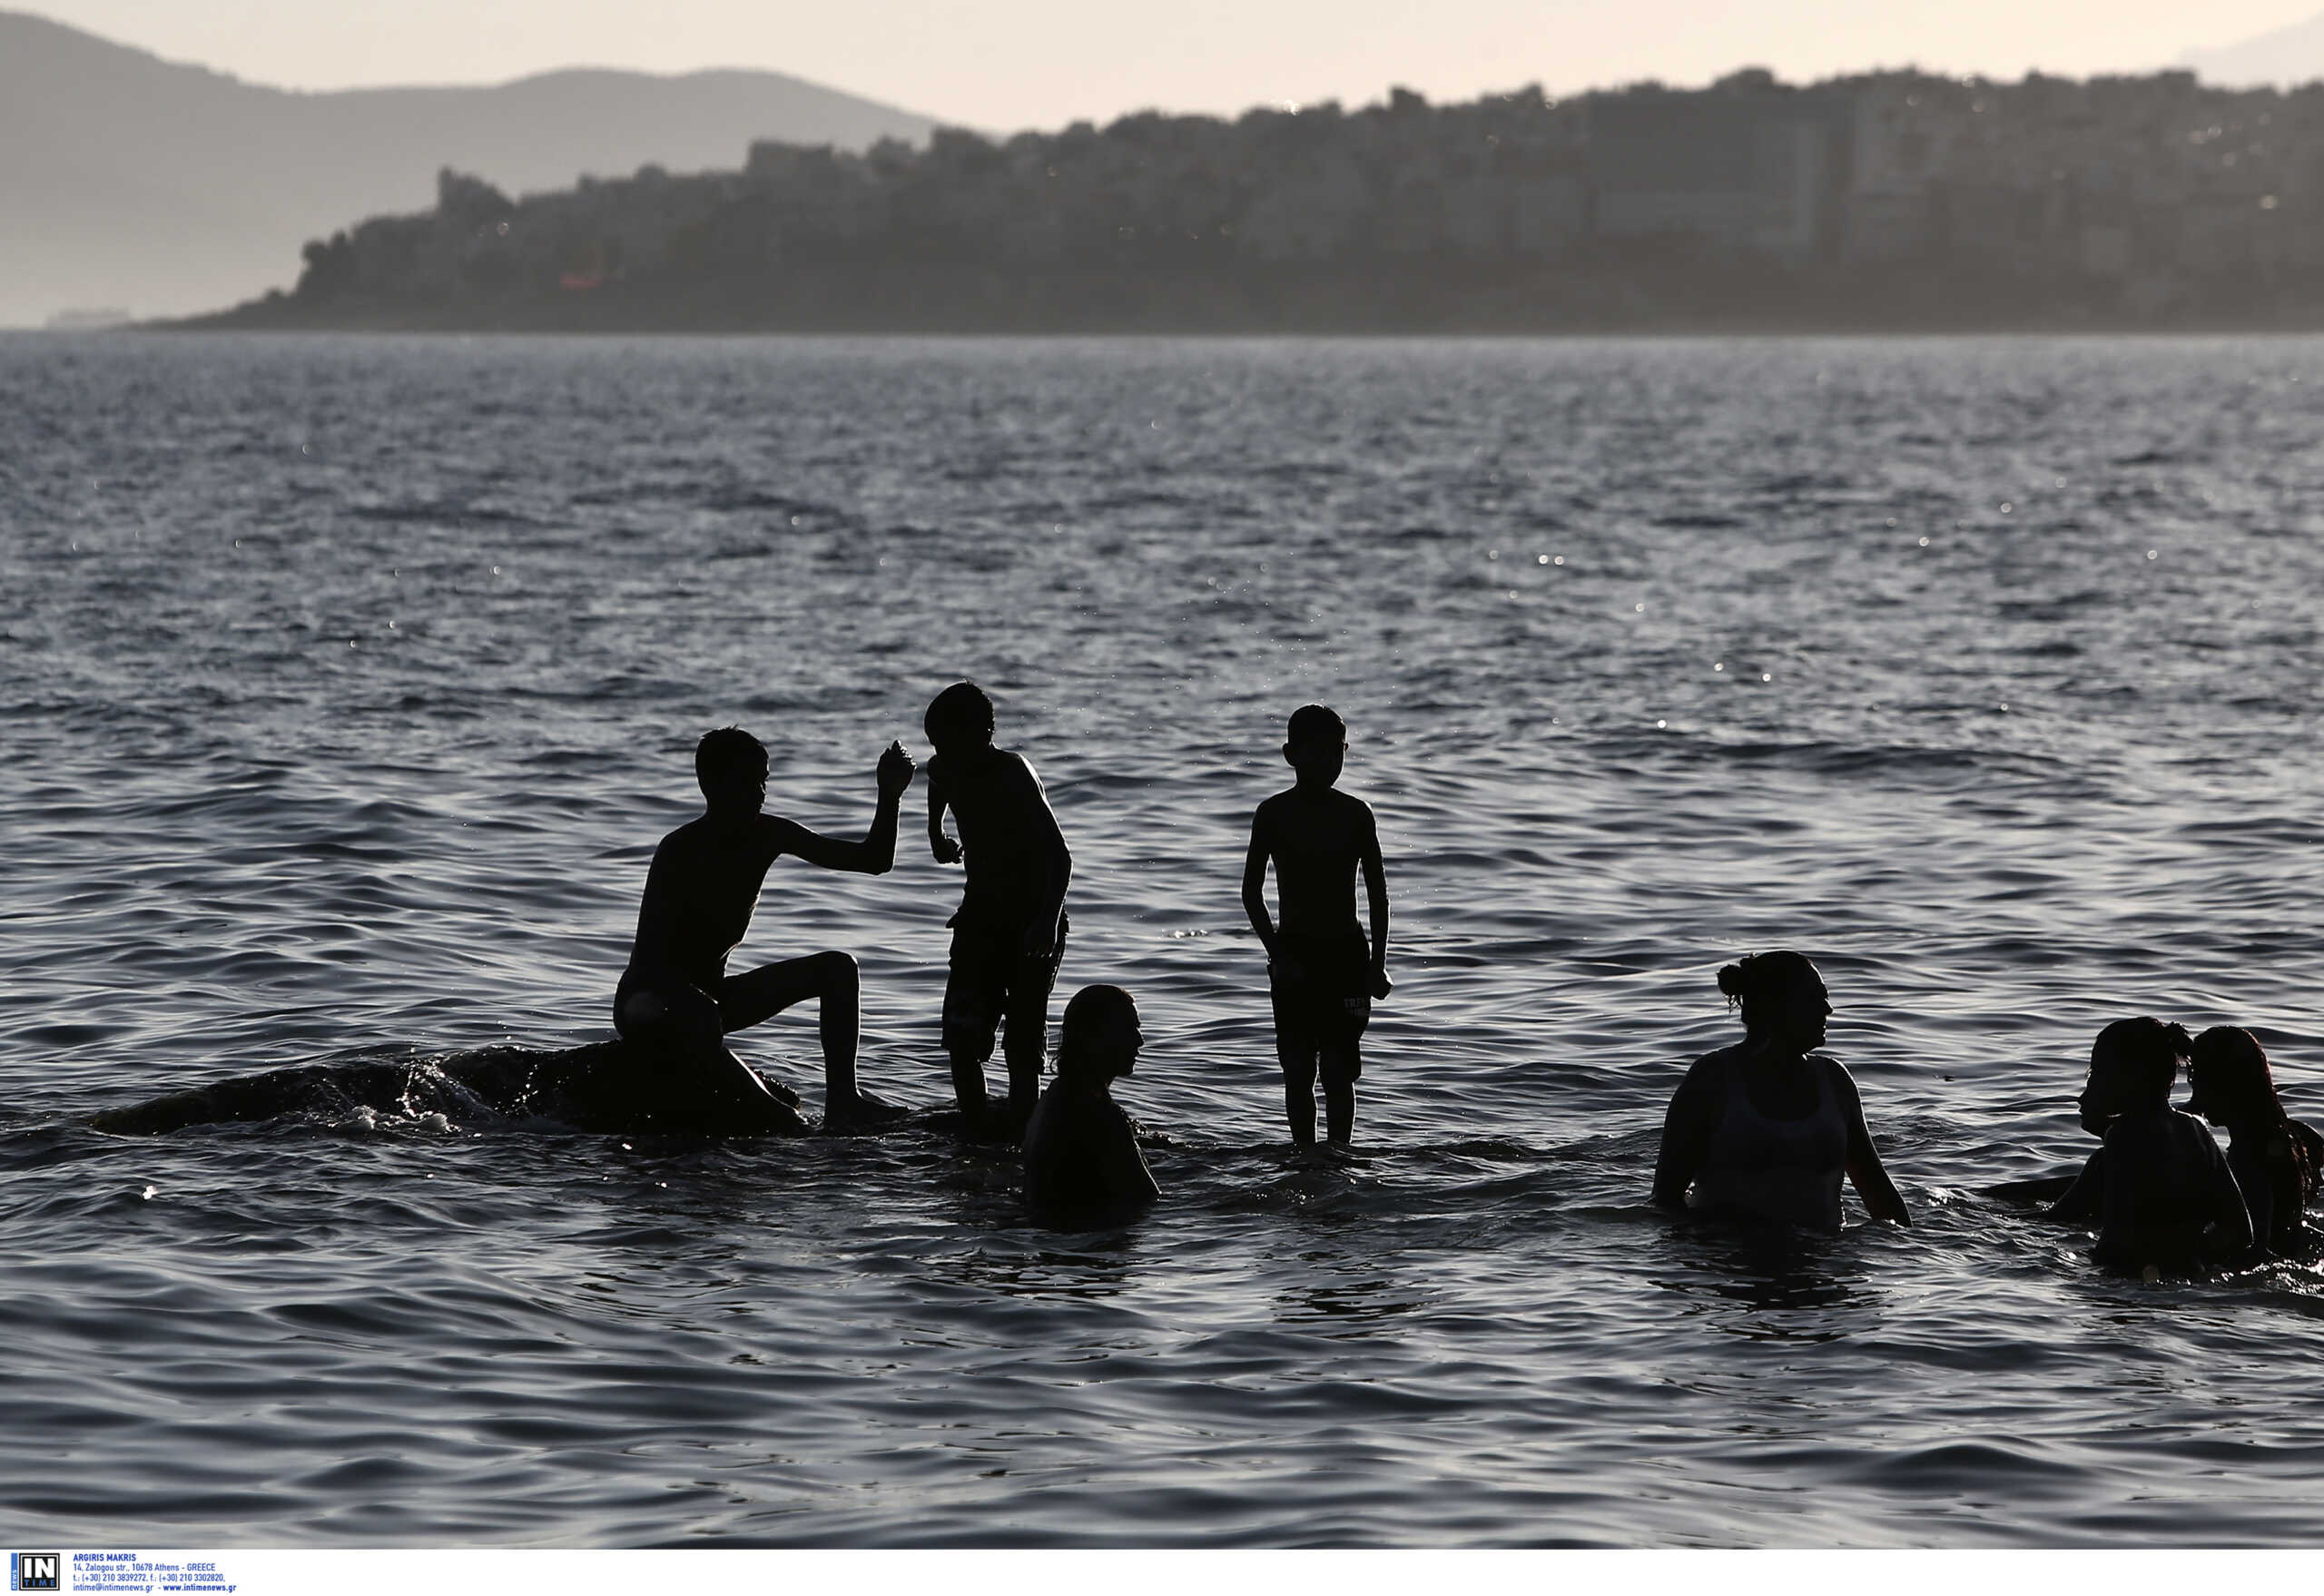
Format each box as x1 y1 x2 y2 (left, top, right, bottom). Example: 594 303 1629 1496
0 9 938 325
2180 8 2324 85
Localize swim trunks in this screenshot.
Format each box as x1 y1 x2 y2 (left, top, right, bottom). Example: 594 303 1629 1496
605 968 805 1133
1269 932 1372 1081
943 911 1068 1069
613 967 752 1039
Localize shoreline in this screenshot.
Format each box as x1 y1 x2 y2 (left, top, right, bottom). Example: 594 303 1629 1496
141 308 2324 338
146 259 2324 340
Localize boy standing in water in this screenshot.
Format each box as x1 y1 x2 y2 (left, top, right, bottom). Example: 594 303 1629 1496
923 681 1073 1135
615 727 914 1133
1242 704 1392 1145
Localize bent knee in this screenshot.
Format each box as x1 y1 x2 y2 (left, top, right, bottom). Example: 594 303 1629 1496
812 950 859 987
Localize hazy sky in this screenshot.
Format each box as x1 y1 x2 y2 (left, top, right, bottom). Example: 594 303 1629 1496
28 0 2319 128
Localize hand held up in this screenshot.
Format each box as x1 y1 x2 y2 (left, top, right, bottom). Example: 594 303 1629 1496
876 740 916 798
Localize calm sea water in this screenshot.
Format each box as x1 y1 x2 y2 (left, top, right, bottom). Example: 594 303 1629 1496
5 332 2324 1547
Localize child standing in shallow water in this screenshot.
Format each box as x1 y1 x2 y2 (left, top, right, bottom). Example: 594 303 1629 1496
923 681 1074 1138
1241 704 1391 1146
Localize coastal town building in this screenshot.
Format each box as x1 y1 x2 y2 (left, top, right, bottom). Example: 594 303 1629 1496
252 68 2324 330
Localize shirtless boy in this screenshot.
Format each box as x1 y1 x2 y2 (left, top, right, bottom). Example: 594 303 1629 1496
613 726 914 1133
923 682 1073 1135
1241 704 1391 1145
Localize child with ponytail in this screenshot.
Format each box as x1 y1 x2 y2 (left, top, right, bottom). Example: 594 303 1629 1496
2186 1026 2322 1255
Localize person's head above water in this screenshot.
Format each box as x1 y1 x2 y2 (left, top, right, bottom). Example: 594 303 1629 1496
2186 1025 2281 1128
694 726 769 816
2079 1017 2192 1134
1056 984 1142 1084
1717 950 1829 1054
1284 703 1347 790
925 681 996 761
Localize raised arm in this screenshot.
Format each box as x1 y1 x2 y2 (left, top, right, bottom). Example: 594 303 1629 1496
1650 1059 1718 1211
1358 803 1391 999
1241 813 1278 962
1834 1062 1910 1225
772 742 913 875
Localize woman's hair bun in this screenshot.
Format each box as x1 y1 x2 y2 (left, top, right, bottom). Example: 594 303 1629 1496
1717 960 1751 999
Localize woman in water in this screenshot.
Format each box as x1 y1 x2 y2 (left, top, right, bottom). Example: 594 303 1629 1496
2185 1025 2320 1255
2048 1018 2251 1273
1651 951 1909 1229
1022 985 1160 1217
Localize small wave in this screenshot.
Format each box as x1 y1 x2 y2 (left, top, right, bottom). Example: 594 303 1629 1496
2172 816 2324 847
347 501 538 529
1751 471 1854 496
1853 1439 2084 1494
694 489 830 517
1994 590 2107 621
84 1043 812 1139
1691 738 2066 784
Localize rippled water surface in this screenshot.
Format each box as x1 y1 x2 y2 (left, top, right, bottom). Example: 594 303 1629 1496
5 333 2324 1546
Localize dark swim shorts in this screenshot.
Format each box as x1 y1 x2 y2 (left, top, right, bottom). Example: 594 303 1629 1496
942 911 1068 1068
1269 933 1372 1081
613 968 759 1040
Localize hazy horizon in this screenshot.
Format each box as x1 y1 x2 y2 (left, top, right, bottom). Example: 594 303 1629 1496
22 0 2324 133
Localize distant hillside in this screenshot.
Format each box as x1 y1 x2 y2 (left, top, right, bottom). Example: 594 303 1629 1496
2181 9 2324 86
0 9 936 326
189 70 2324 335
